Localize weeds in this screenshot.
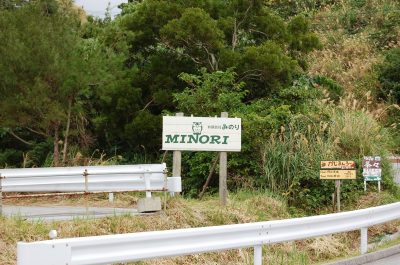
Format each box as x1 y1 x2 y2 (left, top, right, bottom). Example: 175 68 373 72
2 192 400 264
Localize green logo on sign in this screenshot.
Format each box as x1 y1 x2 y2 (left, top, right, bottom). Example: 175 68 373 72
192 122 203 134
165 121 229 145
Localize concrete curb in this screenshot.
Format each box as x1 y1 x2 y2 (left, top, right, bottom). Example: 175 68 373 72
325 244 400 265
2 205 143 221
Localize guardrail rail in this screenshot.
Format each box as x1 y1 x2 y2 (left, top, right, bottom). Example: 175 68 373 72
0 163 182 214
1 164 167 193
17 202 400 265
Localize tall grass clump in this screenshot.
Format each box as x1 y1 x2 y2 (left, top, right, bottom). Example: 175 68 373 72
328 108 392 157
261 115 337 210
261 99 397 211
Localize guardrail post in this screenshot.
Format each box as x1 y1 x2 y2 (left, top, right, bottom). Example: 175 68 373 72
83 169 89 193
360 227 368 254
145 171 151 198
108 192 114 202
254 245 262 265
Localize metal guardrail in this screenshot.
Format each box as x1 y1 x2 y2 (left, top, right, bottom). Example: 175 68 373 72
17 202 400 265
0 164 167 193
0 163 184 214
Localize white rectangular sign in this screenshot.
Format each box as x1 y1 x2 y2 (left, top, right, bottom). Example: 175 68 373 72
162 116 241 152
362 168 382 177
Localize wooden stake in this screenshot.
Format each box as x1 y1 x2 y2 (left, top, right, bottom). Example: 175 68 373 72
336 180 341 212
220 112 228 207
332 192 336 212
199 153 220 199
161 150 168 163
172 112 184 196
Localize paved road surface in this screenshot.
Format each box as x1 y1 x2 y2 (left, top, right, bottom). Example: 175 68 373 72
362 253 400 265
2 205 141 221
326 244 400 265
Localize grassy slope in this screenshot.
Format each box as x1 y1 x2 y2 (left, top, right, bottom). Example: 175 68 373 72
1 191 399 265
307 0 400 99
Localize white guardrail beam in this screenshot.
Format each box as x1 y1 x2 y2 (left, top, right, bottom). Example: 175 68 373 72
0 164 170 193
17 202 400 265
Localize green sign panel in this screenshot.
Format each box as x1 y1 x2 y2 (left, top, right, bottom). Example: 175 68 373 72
364 176 381 181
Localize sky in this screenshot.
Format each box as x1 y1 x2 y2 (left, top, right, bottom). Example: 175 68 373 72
74 0 128 18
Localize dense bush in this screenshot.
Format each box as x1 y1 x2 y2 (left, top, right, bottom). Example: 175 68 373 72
378 48 400 104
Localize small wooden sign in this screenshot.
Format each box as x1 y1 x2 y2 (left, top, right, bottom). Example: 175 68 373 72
320 169 356 180
320 160 356 213
320 161 356 169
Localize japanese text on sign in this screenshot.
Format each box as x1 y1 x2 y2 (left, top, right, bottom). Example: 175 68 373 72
320 161 356 169
362 156 381 169
320 170 356 180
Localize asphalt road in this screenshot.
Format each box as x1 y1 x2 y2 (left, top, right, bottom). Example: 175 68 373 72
1 205 140 221
362 253 400 265
326 244 400 265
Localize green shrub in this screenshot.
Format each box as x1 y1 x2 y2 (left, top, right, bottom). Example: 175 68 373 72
378 48 400 103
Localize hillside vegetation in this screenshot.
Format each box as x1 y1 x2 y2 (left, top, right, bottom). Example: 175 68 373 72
0 1 400 264
0 0 399 212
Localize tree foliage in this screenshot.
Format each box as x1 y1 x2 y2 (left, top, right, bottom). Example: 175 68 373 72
0 0 128 165
1 0 396 212
117 0 321 99
378 48 400 104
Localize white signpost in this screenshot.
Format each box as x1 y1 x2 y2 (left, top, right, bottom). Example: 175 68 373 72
162 114 242 206
363 156 381 192
162 116 241 152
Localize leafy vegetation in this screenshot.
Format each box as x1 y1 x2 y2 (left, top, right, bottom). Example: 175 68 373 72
0 0 399 213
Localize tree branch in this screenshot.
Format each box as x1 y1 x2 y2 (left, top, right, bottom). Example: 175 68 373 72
237 4 252 29
141 98 154 111
201 44 218 71
232 3 253 50
239 70 263 82
8 130 32 146
249 28 269 38
25 127 48 137
199 153 220 199
62 98 73 164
